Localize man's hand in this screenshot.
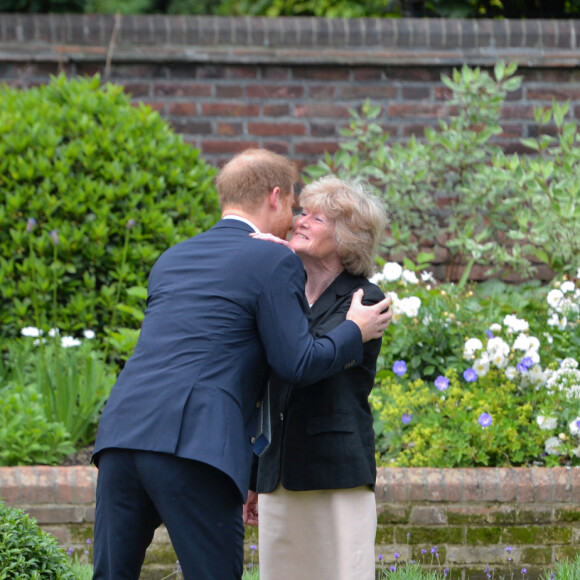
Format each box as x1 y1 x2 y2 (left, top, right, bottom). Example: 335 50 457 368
346 289 393 342
243 490 259 526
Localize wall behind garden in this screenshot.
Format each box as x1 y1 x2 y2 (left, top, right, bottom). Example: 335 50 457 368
2 15 580 280
1 465 579 579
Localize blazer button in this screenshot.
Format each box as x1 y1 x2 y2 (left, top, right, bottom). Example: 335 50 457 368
280 413 284 422
256 401 261 408
250 436 256 444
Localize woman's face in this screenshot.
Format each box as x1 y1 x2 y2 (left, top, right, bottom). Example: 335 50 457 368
289 207 339 262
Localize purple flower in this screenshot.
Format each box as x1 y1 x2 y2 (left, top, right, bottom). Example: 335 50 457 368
49 229 59 245
431 546 438 554
389 566 396 572
444 569 449 578
401 412 412 425
506 546 513 553
486 328 494 338
478 412 493 428
126 218 137 229
394 552 400 559
26 217 37 232
378 554 383 561
521 568 527 575
434 375 449 391
250 544 257 551
393 360 407 376
521 356 534 369
463 368 477 382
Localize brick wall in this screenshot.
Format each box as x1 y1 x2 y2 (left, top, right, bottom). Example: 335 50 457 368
1 15 580 171
1 465 578 579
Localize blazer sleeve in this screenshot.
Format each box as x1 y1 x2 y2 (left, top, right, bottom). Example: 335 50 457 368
255 252 364 386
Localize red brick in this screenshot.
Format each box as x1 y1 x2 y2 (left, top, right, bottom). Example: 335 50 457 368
479 469 499 501
499 105 535 120
292 68 350 81
462 469 480 502
216 85 243 98
442 469 463 502
35 466 57 503
121 83 150 98
339 85 398 100
55 467 76 503
402 86 431 100
246 85 303 99
407 468 425 501
168 102 198 115
263 104 290 117
248 122 306 136
72 466 98 504
552 467 573 502
202 103 260 116
0 467 21 504
515 468 535 503
294 104 350 118
153 82 211 97
497 469 517 502
308 85 336 99
294 141 339 155
385 468 408 503
424 468 444 502
261 141 290 155
571 468 580 503
533 468 554 502
353 68 385 81
217 122 243 136
388 103 447 119
201 139 259 154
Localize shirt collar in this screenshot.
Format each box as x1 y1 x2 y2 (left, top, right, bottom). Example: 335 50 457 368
222 215 261 233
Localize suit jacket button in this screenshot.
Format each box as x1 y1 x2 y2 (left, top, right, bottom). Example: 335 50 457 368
250 436 256 444
256 401 261 408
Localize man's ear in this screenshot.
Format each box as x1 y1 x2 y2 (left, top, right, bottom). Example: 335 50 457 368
268 186 282 210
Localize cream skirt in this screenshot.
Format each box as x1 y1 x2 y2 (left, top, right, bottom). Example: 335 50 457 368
258 485 377 580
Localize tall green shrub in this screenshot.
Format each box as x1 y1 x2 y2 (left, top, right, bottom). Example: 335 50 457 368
0 73 220 339
306 62 580 283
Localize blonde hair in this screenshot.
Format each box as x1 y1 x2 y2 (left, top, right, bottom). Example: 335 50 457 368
299 176 388 278
216 149 297 210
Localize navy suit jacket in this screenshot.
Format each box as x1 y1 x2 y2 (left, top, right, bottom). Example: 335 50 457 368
93 219 364 501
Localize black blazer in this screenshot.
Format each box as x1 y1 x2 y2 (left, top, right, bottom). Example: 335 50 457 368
256 271 384 493
93 220 365 501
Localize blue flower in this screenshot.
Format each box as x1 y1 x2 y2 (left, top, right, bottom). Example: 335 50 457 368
26 217 37 233
378 554 383 561
393 360 407 376
463 368 478 382
50 229 59 245
486 328 494 338
434 375 449 391
389 566 396 572
506 546 513 553
521 356 534 369
401 412 412 425
521 568 527 575
478 412 493 428
394 552 400 559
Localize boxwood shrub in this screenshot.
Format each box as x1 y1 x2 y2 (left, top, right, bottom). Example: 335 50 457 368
0 73 220 339
0 500 78 579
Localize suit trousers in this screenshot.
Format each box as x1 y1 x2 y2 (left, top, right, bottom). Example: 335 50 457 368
92 449 244 580
258 484 377 580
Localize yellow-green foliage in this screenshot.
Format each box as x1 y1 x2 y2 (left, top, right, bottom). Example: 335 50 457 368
371 368 547 467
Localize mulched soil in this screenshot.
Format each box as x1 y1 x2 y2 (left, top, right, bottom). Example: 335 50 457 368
59 444 95 466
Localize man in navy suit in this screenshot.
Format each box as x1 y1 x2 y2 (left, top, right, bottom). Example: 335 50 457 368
91 148 392 580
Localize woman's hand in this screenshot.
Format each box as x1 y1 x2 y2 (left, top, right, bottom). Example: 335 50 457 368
250 232 294 251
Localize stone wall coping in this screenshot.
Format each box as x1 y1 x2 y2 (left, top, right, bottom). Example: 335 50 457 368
1 466 578 506
1 14 580 66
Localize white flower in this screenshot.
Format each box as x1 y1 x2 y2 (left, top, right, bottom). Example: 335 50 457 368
544 436 562 456
503 314 529 334
524 350 541 365
512 333 531 351
401 269 419 285
536 416 558 430
48 328 60 337
420 270 435 283
577 266 580 278
569 417 580 436
61 336 82 348
382 262 403 282
473 356 490 377
463 338 483 361
21 326 41 337
561 281 576 294
547 289 564 311
505 366 517 380
490 351 509 369
486 337 510 358
83 329 96 340
399 296 421 318
489 323 502 333
369 272 384 285
527 336 540 352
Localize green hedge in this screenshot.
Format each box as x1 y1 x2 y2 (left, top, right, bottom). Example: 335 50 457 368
0 73 220 339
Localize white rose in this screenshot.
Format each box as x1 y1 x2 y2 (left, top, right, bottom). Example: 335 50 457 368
382 262 403 282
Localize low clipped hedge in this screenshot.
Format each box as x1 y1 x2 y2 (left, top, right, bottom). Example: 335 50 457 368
0 500 78 579
0 73 220 339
